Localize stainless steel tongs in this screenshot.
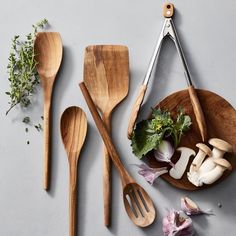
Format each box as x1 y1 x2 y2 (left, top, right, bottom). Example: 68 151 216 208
127 3 207 142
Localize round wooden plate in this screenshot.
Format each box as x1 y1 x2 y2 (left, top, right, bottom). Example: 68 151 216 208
148 89 236 190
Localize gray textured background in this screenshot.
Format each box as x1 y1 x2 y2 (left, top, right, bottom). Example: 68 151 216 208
1 0 236 235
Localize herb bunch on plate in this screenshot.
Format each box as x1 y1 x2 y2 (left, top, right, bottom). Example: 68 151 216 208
131 108 192 159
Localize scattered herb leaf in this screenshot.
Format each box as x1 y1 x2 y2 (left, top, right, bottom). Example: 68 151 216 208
22 117 31 124
27 141 30 145
34 123 43 132
131 108 191 159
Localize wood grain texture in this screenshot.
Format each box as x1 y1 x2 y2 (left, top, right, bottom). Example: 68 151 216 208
148 89 236 190
34 32 63 190
80 82 155 227
188 85 207 142
83 45 129 226
61 106 87 236
163 3 174 18
127 84 147 139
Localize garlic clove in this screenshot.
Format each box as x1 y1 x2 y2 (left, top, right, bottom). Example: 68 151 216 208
163 210 194 236
181 197 214 216
132 163 168 185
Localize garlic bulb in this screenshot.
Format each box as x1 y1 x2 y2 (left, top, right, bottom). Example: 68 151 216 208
181 197 213 216
162 210 194 236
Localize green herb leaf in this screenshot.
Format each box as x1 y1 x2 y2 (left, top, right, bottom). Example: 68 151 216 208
22 116 31 124
131 108 192 159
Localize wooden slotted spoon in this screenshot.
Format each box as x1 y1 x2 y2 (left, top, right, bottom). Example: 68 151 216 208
34 32 63 190
83 45 129 226
80 82 155 227
61 106 87 236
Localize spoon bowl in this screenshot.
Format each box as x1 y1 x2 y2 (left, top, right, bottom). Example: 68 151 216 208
35 32 63 78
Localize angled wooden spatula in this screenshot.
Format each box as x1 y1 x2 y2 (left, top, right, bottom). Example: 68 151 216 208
83 45 129 226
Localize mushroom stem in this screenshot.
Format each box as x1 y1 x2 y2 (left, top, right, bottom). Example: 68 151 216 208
189 143 211 173
198 165 224 185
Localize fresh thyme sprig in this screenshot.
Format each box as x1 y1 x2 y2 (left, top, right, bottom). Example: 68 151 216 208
6 19 48 115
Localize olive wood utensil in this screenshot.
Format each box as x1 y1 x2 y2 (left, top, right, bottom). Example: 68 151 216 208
80 82 155 227
34 32 63 190
61 106 87 236
127 3 207 142
83 45 129 226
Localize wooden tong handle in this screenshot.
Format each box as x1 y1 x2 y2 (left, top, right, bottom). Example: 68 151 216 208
163 3 174 18
127 84 147 139
188 86 207 142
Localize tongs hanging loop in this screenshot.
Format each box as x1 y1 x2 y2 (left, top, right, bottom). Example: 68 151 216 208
127 3 207 142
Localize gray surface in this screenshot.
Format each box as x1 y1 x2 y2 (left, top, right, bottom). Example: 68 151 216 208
1 0 236 235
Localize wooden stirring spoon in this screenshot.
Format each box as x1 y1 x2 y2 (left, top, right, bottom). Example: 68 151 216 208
34 32 63 190
80 82 155 227
84 45 129 226
61 106 87 236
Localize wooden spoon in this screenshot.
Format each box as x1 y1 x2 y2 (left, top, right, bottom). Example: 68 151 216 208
60 106 87 236
83 45 129 226
34 32 63 190
80 82 155 227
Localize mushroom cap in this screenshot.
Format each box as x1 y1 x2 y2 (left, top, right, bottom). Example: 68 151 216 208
209 138 233 153
196 143 212 156
213 158 232 170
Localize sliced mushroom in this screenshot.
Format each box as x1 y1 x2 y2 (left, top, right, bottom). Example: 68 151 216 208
169 147 196 179
189 143 211 173
198 158 232 185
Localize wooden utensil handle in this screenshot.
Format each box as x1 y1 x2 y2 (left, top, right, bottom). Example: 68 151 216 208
43 102 52 190
188 85 207 142
127 84 147 139
79 82 132 184
102 113 112 227
69 162 78 236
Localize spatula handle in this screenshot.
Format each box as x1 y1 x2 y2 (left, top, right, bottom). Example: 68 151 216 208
79 82 132 184
127 84 147 139
188 86 207 142
102 113 112 227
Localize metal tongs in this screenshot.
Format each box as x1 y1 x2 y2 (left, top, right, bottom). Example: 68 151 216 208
127 3 207 142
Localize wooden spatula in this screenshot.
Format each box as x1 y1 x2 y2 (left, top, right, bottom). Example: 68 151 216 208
34 32 63 190
83 45 129 226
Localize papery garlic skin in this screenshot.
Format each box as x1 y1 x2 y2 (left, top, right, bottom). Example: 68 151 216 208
162 210 194 236
133 163 168 185
181 197 213 216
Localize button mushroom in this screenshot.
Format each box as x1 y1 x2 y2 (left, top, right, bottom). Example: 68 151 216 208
189 143 211 173
198 158 232 185
169 147 196 179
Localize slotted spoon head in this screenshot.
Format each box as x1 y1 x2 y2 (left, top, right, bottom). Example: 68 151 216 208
123 183 156 227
